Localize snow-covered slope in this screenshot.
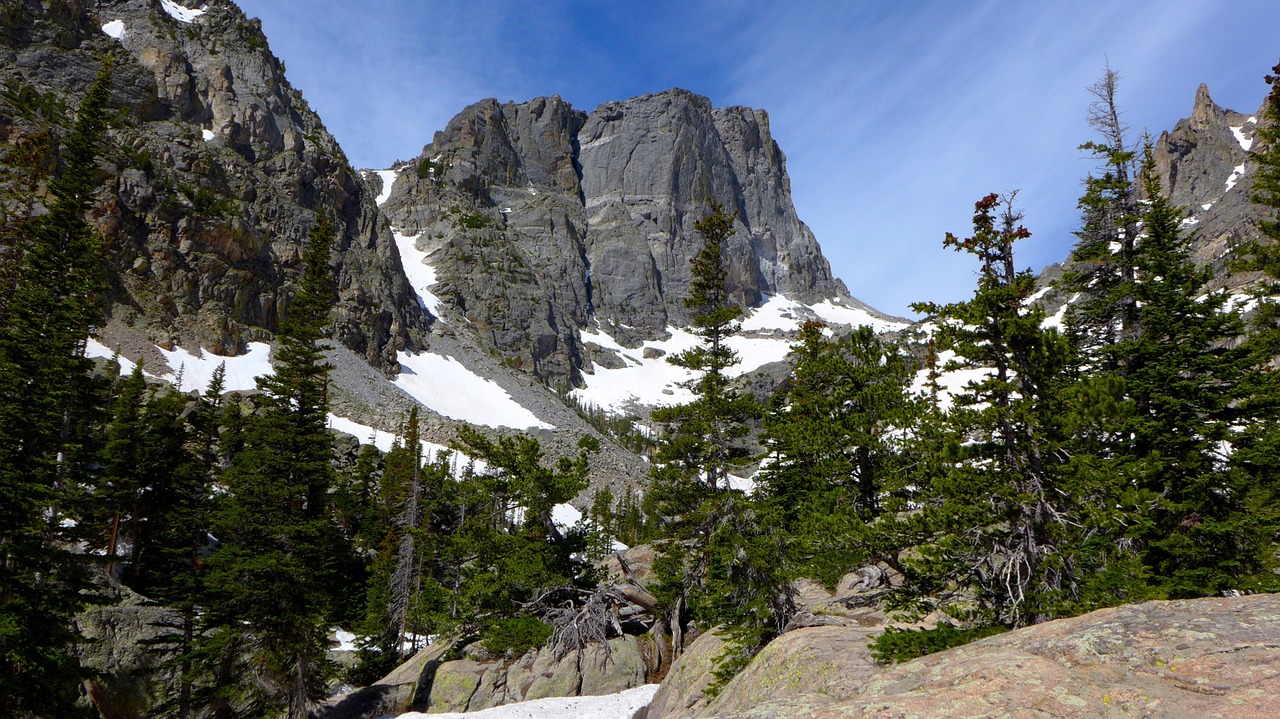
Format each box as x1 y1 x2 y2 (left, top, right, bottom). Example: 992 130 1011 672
572 294 910 416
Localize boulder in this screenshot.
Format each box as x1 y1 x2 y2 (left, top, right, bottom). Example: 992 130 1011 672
643 630 726 719
416 636 650 713
664 593 1280 719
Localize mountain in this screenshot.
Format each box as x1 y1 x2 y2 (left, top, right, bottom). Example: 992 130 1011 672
2 0 427 369
373 89 898 393
3 0 907 497
1038 81 1269 297
1153 83 1265 286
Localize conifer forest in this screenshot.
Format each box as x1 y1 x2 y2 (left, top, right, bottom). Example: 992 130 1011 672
4 4 1280 718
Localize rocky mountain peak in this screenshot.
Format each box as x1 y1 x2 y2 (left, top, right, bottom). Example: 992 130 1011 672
0 0 427 369
1153 82 1262 282
377 88 864 388
1189 82 1225 130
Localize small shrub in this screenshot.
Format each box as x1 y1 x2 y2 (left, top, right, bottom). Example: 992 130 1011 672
479 616 553 658
869 624 1009 664
457 212 492 230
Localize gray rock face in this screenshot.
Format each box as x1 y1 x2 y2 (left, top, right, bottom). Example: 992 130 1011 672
1152 83 1265 286
649 594 1280 719
322 636 651 718
0 0 426 368
380 88 853 388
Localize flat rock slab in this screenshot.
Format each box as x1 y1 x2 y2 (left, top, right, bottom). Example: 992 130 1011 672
700 594 1280 719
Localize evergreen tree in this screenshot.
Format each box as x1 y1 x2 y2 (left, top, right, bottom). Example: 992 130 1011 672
1227 59 1280 590
1119 150 1253 595
756 322 921 586
648 201 759 533
0 57 113 718
1063 66 1142 351
355 409 439 676
1062 72 1256 597
200 216 341 719
909 193 1138 626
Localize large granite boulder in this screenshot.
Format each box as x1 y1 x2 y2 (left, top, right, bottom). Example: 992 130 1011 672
648 593 1280 719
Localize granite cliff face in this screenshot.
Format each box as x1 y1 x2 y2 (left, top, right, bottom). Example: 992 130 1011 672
377 89 860 389
0 0 426 368
1153 82 1267 285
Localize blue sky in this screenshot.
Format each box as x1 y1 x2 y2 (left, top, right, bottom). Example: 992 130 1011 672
235 0 1279 318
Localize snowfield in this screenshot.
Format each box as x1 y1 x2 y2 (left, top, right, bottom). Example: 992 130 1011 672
394 351 554 431
100 19 125 39
572 294 908 416
393 231 447 318
84 339 272 394
396 684 659 719
159 0 206 23
372 168 399 207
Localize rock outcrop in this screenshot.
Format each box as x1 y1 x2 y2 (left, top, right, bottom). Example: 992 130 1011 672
647 593 1280 719
378 89 857 388
323 636 651 719
1 0 426 369
1152 83 1267 285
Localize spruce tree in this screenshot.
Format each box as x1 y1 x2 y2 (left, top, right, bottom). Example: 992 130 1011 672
650 198 757 506
756 322 918 585
200 216 341 719
0 57 113 718
1063 66 1141 352
1227 59 1280 589
909 193 1137 626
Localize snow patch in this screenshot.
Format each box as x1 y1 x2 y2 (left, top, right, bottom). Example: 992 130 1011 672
910 350 994 413
552 503 582 529
201 129 214 141
740 294 805 332
571 326 700 412
393 231 445 318
1231 126 1254 152
394 351 553 430
86 338 271 393
1202 203 1214 211
1024 286 1052 305
726 473 756 494
85 338 137 374
810 299 909 332
100 19 125 39
373 169 397 207
160 0 206 23
397 684 659 719
156 342 272 393
572 296 905 417
1041 293 1081 331
1225 163 1246 193
326 413 475 475
332 629 357 652
1181 216 1200 227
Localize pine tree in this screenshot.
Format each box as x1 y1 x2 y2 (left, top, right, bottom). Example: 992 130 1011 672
1227 58 1280 591
200 216 341 719
909 193 1138 626
0 57 113 718
1060 72 1257 597
1063 66 1142 352
1114 150 1253 595
650 198 757 506
756 322 918 585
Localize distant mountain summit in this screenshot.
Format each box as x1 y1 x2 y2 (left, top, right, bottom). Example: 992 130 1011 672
373 88 898 390
1153 82 1266 286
